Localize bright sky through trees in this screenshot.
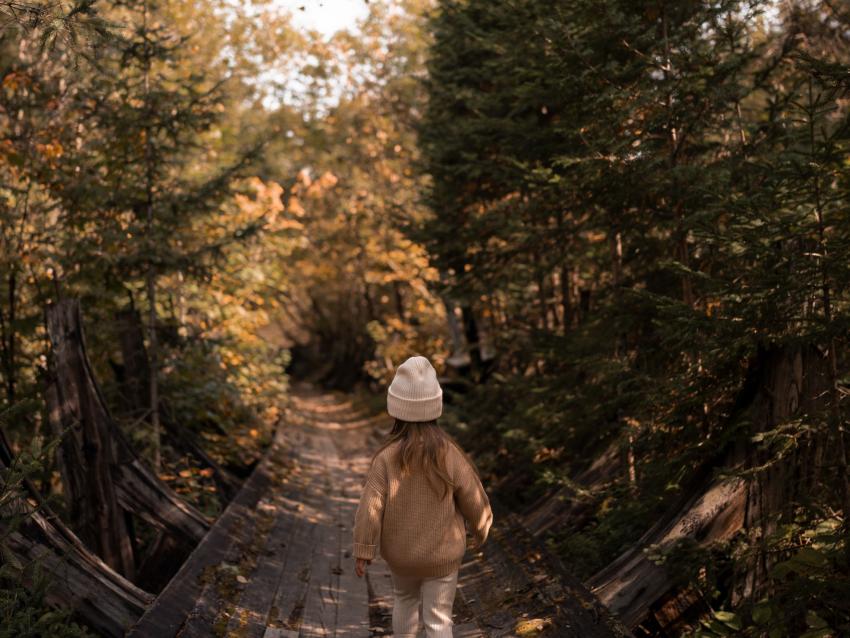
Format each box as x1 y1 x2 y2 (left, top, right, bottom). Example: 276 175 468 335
251 0 374 110
274 0 370 36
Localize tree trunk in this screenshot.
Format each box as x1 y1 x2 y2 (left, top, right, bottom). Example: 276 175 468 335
393 280 406 322
586 343 832 629
534 251 549 330
0 268 17 404
116 307 239 504
439 293 465 359
45 300 135 578
560 263 573 330
45 300 209 554
461 304 482 377
140 0 163 473
732 343 830 602
146 269 161 470
116 308 151 420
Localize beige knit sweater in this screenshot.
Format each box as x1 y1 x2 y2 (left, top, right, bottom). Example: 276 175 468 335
352 439 493 578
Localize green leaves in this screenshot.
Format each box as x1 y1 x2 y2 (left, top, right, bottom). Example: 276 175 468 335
771 546 830 580
751 601 772 625
423 0 850 635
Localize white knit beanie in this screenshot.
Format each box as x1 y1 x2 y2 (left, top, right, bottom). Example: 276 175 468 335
387 356 443 422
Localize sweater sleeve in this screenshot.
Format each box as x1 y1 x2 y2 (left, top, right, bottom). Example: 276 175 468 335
453 451 493 547
353 454 387 561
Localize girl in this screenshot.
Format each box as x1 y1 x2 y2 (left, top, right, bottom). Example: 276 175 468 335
353 355 493 638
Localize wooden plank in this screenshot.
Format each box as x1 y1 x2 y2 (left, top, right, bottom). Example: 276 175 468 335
299 427 372 637
333 465 369 638
174 492 271 638
297 519 335 637
264 426 345 636
328 449 370 636
266 513 319 632
126 460 274 637
365 558 393 636
298 432 340 637
177 451 301 637
454 623 486 637
266 426 342 635
223 506 302 637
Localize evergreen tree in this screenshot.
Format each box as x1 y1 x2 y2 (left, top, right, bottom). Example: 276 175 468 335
48 0 259 468
420 0 850 632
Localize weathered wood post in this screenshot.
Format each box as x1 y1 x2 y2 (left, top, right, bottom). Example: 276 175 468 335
45 299 210 590
45 299 136 578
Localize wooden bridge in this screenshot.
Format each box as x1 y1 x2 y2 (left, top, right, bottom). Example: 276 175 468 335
124 385 630 638
0 299 627 637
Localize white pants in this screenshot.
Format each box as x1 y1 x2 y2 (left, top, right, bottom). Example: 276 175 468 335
390 568 458 638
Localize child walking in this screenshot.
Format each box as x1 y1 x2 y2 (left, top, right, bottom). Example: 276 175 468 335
353 355 493 638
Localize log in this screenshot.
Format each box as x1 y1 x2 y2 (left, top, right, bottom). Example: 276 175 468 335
523 439 621 537
587 469 746 627
45 300 209 551
0 433 153 637
110 455 209 544
586 344 832 629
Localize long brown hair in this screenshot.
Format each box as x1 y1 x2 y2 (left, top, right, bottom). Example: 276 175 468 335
373 418 467 499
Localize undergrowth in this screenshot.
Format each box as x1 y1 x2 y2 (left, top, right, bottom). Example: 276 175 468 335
0 430 95 638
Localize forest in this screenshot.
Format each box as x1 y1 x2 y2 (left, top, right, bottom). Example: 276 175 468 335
1 0 850 637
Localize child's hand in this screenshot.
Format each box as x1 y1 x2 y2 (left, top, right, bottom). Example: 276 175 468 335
355 558 371 578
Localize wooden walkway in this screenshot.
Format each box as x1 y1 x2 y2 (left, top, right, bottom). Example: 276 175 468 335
126 385 629 638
